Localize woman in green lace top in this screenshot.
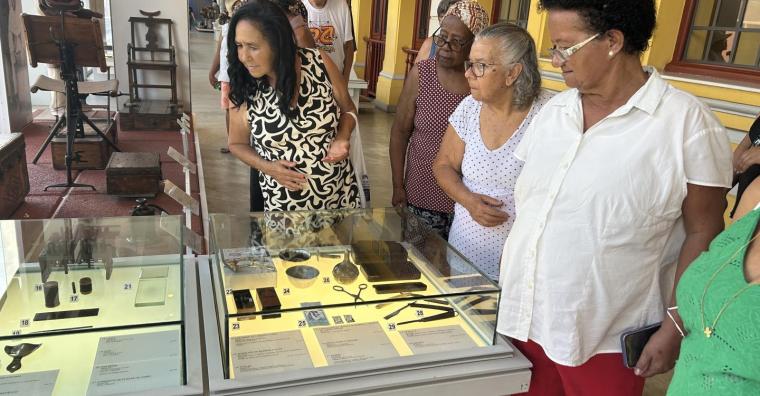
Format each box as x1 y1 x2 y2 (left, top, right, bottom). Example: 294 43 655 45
668 179 760 395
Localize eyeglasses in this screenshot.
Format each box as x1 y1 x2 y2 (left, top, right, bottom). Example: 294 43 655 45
432 28 472 52
464 61 499 78
549 33 600 64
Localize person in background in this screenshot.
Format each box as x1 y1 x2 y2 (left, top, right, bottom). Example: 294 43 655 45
271 0 317 49
666 175 760 395
226 0 360 211
389 0 488 239
433 23 549 281
189 6 198 29
210 0 314 141
730 114 760 217
497 0 732 394
302 0 355 82
209 0 248 154
414 0 461 64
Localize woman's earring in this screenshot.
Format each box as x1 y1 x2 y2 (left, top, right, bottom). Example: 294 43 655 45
608 50 615 58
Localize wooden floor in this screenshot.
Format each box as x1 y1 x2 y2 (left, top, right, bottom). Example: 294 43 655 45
188 31 670 395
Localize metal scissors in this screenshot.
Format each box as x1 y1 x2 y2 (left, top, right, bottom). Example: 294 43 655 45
333 283 368 303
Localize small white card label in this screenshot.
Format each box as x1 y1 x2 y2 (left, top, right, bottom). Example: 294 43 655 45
162 180 200 216
166 147 197 174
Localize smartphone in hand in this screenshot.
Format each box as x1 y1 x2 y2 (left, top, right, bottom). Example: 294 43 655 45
621 323 661 368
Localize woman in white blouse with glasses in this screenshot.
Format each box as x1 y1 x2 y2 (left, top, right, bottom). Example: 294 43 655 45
433 23 549 281
497 1 732 395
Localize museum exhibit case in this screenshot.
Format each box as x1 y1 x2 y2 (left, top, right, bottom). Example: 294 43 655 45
201 207 531 395
0 215 203 395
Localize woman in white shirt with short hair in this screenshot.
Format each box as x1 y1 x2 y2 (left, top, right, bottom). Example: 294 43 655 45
497 1 733 395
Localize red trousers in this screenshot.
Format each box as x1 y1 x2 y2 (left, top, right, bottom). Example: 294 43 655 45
512 339 645 396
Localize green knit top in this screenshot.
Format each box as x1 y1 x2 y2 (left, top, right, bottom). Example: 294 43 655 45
668 208 760 395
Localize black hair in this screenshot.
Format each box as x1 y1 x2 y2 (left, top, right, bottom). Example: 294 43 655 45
269 0 308 20
538 0 656 54
227 0 298 118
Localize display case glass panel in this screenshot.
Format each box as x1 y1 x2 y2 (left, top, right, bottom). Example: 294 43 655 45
209 208 501 380
0 216 186 395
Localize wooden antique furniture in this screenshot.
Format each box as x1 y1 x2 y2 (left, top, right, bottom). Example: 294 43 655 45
50 119 117 170
0 133 30 218
105 152 162 197
28 74 120 170
23 12 119 190
122 10 182 131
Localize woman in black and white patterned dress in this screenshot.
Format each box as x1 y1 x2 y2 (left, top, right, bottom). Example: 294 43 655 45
226 0 360 211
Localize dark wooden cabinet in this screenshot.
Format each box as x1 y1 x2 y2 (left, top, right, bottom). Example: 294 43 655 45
106 152 161 197
119 99 181 132
0 133 30 218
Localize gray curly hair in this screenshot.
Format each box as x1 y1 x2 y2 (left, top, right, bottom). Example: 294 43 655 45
475 23 541 109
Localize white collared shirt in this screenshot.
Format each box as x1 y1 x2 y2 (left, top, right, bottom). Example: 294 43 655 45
498 68 733 366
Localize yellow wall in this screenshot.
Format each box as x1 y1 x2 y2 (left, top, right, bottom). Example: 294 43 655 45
362 0 759 127
352 0 372 79
525 0 758 133
643 0 688 69
372 0 496 109
373 0 417 110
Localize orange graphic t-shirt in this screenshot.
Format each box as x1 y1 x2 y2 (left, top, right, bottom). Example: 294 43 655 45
303 0 354 73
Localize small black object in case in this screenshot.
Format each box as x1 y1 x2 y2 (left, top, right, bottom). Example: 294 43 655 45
33 308 100 321
620 323 661 368
43 281 59 308
79 277 93 294
373 282 427 294
445 275 490 288
256 287 281 319
351 241 421 281
232 290 255 313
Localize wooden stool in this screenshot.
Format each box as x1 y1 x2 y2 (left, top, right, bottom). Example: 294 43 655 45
105 152 161 197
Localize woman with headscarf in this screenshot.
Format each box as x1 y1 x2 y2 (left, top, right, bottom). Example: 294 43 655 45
433 23 550 281
497 0 732 394
413 0 461 64
389 0 488 238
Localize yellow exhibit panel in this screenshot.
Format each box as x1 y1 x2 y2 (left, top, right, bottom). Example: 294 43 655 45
209 209 504 380
0 216 188 395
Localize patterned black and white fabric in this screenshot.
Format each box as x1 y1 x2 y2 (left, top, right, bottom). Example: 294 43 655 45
247 47 360 211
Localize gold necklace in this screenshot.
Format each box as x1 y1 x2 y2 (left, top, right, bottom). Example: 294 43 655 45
700 230 760 338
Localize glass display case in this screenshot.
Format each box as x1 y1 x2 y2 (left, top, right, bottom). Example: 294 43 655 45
0 215 202 395
202 208 530 394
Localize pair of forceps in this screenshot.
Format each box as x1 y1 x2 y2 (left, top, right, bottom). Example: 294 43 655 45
333 283 368 303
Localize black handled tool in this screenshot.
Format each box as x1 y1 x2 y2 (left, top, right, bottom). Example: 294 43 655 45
397 309 456 325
